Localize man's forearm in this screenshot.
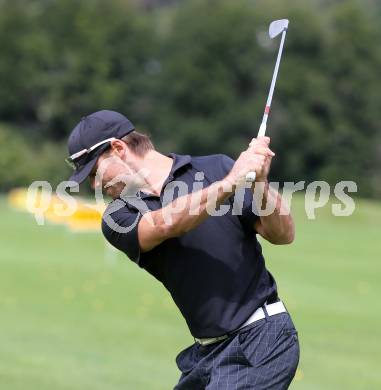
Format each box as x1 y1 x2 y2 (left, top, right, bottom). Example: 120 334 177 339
253 181 295 244
152 178 233 238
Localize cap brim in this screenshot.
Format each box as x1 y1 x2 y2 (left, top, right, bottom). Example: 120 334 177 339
66 155 98 188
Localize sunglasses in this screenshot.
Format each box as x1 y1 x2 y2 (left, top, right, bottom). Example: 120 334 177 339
65 137 117 170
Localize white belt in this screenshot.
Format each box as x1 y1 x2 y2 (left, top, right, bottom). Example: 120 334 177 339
194 301 287 346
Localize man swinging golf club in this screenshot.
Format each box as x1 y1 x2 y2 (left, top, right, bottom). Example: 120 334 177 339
65 19 299 389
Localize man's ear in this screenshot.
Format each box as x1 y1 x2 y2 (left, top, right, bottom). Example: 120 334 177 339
109 139 126 158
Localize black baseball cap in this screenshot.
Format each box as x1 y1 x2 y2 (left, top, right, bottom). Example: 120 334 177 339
66 110 135 186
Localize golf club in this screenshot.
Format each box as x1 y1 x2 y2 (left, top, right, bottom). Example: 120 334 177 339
246 19 289 182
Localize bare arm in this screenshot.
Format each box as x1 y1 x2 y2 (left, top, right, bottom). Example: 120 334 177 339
248 137 295 245
138 178 234 252
253 181 295 245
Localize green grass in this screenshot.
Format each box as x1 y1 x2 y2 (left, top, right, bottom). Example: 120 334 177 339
0 195 380 389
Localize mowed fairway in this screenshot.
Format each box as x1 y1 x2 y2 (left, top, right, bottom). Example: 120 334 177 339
0 195 380 389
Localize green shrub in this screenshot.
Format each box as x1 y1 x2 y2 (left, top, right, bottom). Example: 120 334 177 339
0 124 70 191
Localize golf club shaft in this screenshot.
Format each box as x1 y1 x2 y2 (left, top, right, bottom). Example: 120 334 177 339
246 29 288 182
261 29 287 130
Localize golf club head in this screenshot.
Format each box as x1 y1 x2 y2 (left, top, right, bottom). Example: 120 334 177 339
269 19 289 39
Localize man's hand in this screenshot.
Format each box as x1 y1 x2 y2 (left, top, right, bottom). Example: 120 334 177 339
226 137 275 187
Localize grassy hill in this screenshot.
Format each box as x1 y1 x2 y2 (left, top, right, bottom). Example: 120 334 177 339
0 195 380 389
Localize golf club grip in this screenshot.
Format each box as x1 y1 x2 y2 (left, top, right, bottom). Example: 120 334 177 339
246 171 257 182
245 122 267 182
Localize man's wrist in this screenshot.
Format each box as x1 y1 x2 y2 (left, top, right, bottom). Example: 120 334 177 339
222 174 239 192
251 180 270 204
254 176 269 184
219 177 235 195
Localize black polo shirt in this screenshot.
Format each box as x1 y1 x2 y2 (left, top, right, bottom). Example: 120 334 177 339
102 153 278 338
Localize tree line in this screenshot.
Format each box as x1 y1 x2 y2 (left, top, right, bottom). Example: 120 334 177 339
0 0 380 197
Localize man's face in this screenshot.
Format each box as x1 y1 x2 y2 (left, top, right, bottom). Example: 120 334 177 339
89 144 147 200
89 153 125 199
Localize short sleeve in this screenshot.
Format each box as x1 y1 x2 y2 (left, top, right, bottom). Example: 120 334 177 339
219 154 259 232
101 199 144 263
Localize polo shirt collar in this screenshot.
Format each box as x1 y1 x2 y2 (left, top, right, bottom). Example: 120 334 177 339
167 153 192 175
